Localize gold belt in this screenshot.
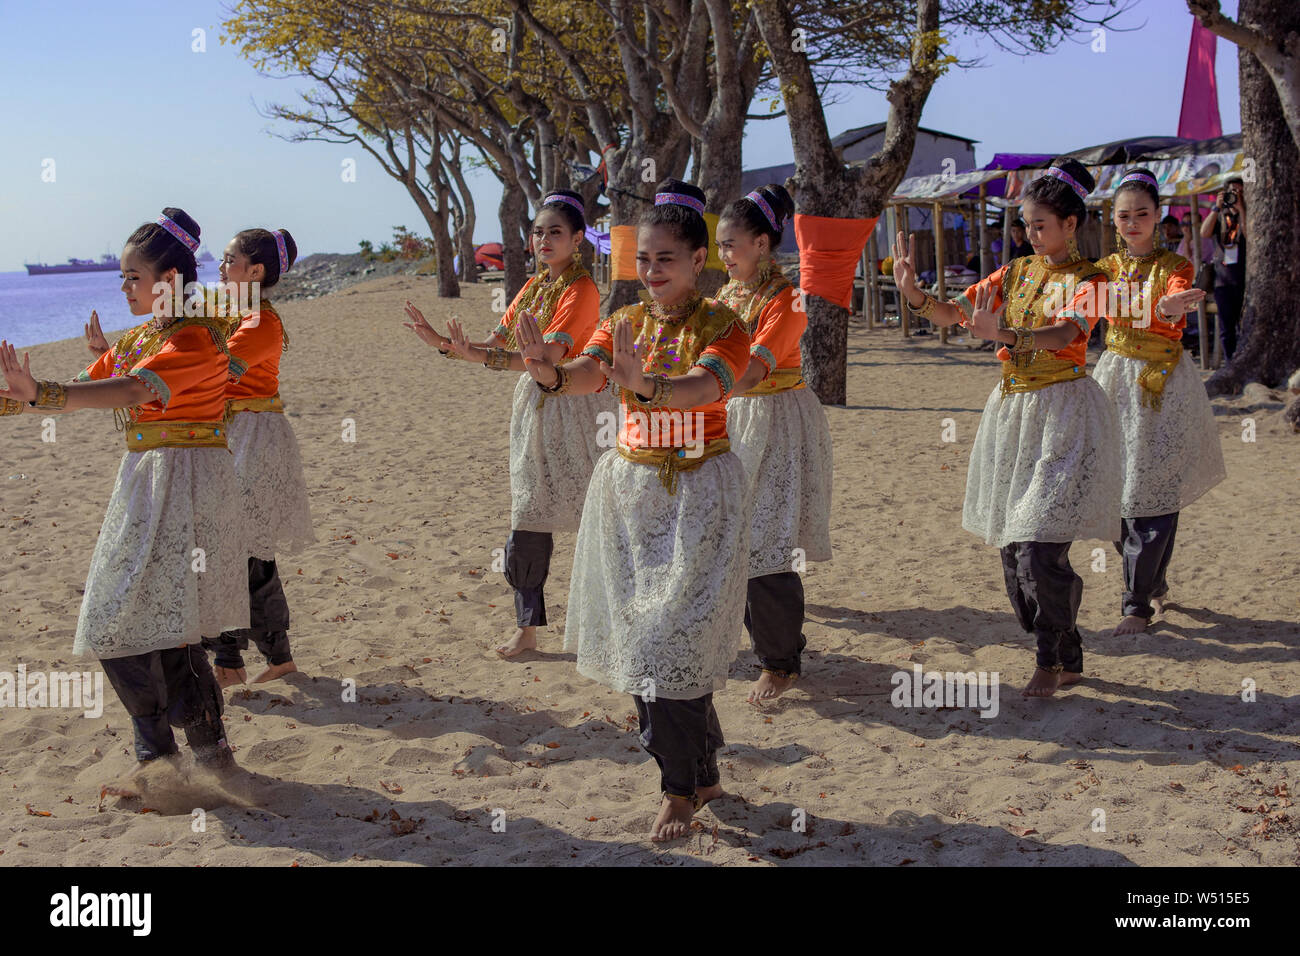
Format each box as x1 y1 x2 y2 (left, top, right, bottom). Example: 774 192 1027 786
125 420 228 452
1106 326 1181 410
742 367 806 397
617 438 731 495
225 393 284 421
1000 356 1087 396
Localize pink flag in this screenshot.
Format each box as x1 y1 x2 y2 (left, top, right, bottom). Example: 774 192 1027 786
1179 18 1222 140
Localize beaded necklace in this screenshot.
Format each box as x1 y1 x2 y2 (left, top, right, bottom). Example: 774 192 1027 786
635 292 703 373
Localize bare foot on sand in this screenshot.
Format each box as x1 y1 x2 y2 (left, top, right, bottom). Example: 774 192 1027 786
215 665 248 689
496 627 536 658
1059 671 1083 687
747 670 797 705
252 660 298 683
1113 614 1149 635
650 794 697 842
696 782 724 807
1022 667 1063 698
1153 594 1172 615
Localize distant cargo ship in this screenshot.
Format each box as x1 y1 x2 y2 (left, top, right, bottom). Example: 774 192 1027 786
25 249 216 276
25 254 118 276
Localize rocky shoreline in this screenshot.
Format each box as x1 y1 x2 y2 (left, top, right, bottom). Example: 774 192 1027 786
274 253 439 301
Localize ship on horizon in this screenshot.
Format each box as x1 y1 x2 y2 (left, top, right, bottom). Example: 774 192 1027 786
25 248 217 276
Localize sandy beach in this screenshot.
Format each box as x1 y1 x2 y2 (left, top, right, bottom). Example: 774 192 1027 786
1 273 1296 866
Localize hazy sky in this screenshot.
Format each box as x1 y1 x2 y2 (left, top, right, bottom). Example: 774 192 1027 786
0 0 1240 271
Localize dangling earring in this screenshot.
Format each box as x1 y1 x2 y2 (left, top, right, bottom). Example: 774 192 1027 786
1114 227 1127 254
1066 235 1081 261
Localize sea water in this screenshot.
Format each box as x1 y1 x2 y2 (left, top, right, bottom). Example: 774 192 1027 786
0 269 144 348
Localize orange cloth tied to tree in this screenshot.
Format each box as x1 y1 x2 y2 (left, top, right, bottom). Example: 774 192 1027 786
794 213 878 309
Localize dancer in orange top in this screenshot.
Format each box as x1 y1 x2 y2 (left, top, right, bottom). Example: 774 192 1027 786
715 183 833 703
403 190 610 657
1 208 248 783
201 227 316 687
894 159 1122 699
1092 169 1225 635
519 179 751 842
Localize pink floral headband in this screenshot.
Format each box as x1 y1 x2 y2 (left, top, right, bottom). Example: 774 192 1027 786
543 193 585 218
1119 171 1159 190
156 214 199 253
655 191 705 215
745 190 782 231
1042 166 1090 201
273 230 289 274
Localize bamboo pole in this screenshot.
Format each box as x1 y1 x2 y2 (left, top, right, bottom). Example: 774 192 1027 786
978 183 990 277
932 201 947 343
866 233 880 331
1101 199 1113 256
1187 195 1210 370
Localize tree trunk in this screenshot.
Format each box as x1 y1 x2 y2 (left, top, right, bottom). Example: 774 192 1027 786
751 0 940 404
499 178 530 301
445 151 479 284
603 128 693 312
1205 0 1300 394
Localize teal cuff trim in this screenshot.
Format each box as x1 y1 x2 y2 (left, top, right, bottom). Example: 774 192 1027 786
695 354 735 398
751 344 776 374
127 369 170 408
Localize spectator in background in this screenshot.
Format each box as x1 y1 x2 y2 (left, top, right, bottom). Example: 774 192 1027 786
1160 215 1182 249
1008 219 1033 260
1176 217 1214 265
1200 178 1247 360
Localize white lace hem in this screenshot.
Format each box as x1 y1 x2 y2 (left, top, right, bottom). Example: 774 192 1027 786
1092 350 1227 517
727 388 833 577
963 375 1123 547
565 450 749 699
73 447 252 659
226 410 316 558
509 372 618 532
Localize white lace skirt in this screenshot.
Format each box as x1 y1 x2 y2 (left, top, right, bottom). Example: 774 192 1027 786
1092 350 1226 517
963 375 1122 548
727 388 834 577
73 447 252 659
565 450 750 700
509 372 617 533
226 410 316 558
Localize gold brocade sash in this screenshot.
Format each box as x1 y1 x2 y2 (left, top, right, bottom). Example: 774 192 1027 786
1106 326 1181 411
225 393 285 421
125 421 228 452
1000 357 1087 396
743 367 806 397
617 438 731 496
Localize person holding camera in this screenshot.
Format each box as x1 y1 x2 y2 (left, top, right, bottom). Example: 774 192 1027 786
1199 178 1247 360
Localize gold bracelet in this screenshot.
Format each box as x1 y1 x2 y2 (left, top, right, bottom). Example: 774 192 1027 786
913 294 938 320
537 364 570 394
32 380 68 409
483 347 512 370
1011 328 1036 353
650 374 673 407
1 397 26 416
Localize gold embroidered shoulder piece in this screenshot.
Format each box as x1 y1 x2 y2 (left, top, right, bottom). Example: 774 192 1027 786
108 315 232 380
1003 255 1104 330
715 261 792 333
496 260 591 348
